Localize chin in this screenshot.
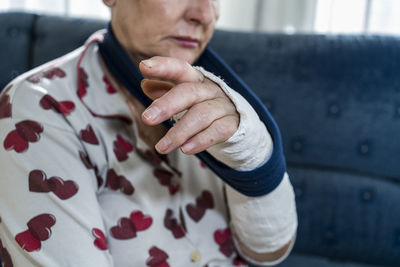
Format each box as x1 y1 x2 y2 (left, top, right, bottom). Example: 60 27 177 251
164 47 202 64
176 52 202 64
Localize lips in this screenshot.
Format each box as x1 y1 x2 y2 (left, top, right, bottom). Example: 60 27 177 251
172 36 200 48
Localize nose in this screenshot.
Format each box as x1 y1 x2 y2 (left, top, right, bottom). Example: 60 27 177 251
184 0 217 26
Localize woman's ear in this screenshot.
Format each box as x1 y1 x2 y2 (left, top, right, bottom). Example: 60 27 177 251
102 0 116 8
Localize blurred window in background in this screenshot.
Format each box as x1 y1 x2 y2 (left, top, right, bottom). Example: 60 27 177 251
0 0 399 35
0 0 110 19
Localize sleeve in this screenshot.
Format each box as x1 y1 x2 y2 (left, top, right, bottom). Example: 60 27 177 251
193 67 298 265
0 117 114 267
192 66 287 197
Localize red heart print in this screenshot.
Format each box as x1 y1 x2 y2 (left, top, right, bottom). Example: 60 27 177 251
29 170 78 200
186 204 206 222
164 209 185 239
200 161 207 168
27 67 66 84
220 239 234 257
47 177 79 200
106 169 120 190
172 225 185 239
58 101 75 115
196 191 214 209
114 141 128 161
106 169 134 195
0 242 13 267
110 218 137 240
40 94 75 115
214 228 234 257
113 135 133 162
153 169 173 186
117 135 133 152
4 130 28 153
0 93 11 119
214 228 231 246
80 124 99 145
103 76 117 94
92 228 108 250
27 73 42 83
53 68 66 78
15 120 43 142
15 229 41 252
130 211 153 231
78 67 88 98
164 210 175 229
119 176 134 195
44 68 66 79
146 246 169 267
40 94 58 110
186 191 214 222
29 169 51 193
168 184 180 195
137 149 162 165
27 214 56 241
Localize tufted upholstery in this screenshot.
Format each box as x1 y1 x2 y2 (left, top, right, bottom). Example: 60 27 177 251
1 12 399 267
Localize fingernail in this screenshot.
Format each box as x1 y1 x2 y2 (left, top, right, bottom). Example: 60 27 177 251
156 137 171 153
142 59 155 68
143 106 161 121
181 142 196 154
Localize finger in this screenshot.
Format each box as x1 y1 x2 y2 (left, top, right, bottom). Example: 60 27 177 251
141 80 225 125
154 98 238 154
141 79 174 100
139 56 204 84
180 115 240 155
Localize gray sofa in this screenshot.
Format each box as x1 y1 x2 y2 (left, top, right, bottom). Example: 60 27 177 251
1 12 400 267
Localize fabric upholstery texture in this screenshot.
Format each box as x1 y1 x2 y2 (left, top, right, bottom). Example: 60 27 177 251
1 12 399 267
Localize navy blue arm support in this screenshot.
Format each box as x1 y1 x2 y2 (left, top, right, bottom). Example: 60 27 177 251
98 24 287 197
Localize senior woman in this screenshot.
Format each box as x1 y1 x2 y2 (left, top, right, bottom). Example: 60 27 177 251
0 0 297 266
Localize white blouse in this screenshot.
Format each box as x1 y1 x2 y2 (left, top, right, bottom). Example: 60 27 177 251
0 32 297 267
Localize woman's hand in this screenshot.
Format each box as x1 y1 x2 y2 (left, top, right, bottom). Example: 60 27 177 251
139 56 239 155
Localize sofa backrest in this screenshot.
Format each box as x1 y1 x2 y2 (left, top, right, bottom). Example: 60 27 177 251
1 12 400 266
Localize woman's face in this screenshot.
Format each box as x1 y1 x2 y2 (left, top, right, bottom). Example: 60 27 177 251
108 0 220 64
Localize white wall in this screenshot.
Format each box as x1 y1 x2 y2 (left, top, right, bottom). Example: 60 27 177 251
217 0 259 31
217 0 317 33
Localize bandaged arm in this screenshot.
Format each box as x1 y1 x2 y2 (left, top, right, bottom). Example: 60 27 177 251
198 67 298 266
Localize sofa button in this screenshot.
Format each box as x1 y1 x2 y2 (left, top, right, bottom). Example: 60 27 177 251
363 191 371 200
7 27 19 37
232 60 246 74
361 144 369 153
291 138 304 153
395 105 400 118
358 141 372 156
295 187 303 197
357 140 373 156
360 188 374 203
327 103 340 117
